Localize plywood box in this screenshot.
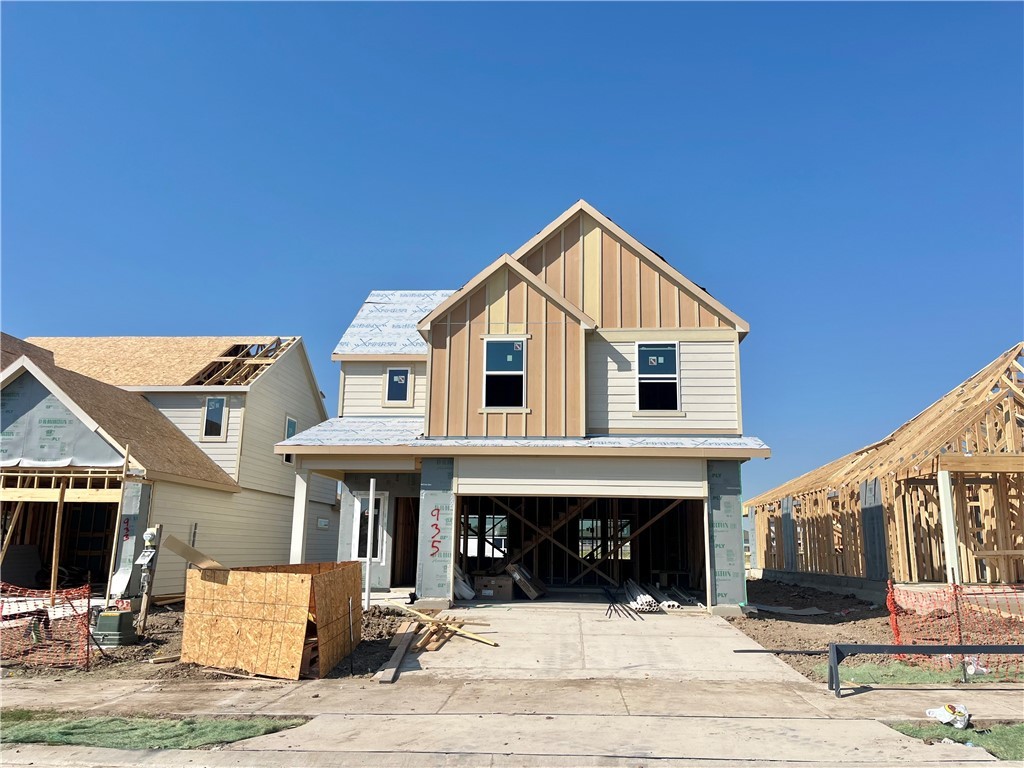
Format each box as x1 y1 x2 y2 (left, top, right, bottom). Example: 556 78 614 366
474 575 514 601
180 561 362 680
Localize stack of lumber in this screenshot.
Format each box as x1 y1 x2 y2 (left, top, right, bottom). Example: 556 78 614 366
642 583 682 611
624 579 660 613
378 601 497 684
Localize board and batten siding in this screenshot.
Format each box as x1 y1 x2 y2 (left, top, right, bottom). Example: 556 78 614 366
148 481 336 596
520 211 735 331
426 264 586 438
455 456 707 498
143 393 245 479
237 343 336 505
586 334 741 434
339 361 427 416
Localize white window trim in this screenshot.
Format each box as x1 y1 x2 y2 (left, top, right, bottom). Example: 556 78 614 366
634 341 681 413
381 367 414 407
200 396 229 442
351 491 389 564
282 415 298 464
482 336 527 410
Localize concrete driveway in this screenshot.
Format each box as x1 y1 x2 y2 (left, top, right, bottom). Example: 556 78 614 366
396 596 808 683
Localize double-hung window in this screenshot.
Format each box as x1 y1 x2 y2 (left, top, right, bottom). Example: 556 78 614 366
636 343 679 411
202 396 228 440
484 339 525 408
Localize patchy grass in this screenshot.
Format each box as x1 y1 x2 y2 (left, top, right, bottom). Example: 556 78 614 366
812 661 1023 686
0 710 306 750
889 721 1024 762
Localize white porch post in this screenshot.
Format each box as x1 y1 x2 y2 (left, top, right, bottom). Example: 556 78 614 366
365 477 376 610
290 469 311 564
937 470 961 584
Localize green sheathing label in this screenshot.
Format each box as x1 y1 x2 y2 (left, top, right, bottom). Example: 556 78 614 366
416 458 455 599
1 372 122 467
708 460 746 606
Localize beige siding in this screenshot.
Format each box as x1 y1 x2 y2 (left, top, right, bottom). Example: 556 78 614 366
586 335 740 433
520 211 735 330
426 266 585 438
238 344 335 504
143 393 244 479
455 456 706 497
148 480 335 596
339 361 427 416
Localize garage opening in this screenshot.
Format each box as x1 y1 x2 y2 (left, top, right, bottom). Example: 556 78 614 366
456 496 705 593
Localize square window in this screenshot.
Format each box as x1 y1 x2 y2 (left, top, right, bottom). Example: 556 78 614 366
637 343 679 411
484 339 525 408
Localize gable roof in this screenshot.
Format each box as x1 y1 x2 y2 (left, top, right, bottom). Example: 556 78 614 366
2 333 239 491
417 254 597 334
745 342 1024 507
26 336 283 387
333 290 455 359
510 199 749 333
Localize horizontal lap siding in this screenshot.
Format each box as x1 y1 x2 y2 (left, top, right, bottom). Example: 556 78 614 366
341 361 427 416
455 456 706 498
149 482 335 595
587 336 739 432
144 393 244 479
240 347 336 504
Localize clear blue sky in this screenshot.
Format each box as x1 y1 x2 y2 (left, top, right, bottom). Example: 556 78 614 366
3 3 1021 499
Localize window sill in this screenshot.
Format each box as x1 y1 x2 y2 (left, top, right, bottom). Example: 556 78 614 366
478 408 532 414
381 402 415 408
632 411 687 418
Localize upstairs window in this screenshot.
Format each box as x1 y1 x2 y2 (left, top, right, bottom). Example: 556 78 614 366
636 343 679 411
202 396 228 440
484 339 525 408
384 367 412 406
283 416 297 465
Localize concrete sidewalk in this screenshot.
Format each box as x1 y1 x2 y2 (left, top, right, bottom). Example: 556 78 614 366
1 600 1020 767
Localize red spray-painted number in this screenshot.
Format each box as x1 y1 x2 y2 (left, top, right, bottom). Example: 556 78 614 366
430 507 442 556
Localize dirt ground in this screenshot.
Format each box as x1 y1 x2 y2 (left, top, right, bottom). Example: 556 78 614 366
728 579 894 681
1 603 404 682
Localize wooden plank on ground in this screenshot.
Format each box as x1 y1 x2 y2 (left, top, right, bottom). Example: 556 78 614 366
379 628 416 684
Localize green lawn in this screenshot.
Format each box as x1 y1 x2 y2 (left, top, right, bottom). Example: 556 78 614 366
0 709 306 750
889 721 1024 761
813 661 1022 686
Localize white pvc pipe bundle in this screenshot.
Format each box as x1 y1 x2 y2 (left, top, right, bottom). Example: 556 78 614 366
643 583 682 611
624 579 659 612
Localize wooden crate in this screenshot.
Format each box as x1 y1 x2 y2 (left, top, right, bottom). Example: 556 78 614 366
180 561 362 680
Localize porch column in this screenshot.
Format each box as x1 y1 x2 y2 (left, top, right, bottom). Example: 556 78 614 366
707 460 746 616
415 458 455 606
290 469 311 564
937 470 961 584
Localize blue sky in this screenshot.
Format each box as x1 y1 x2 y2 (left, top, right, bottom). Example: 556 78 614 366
3 3 1021 498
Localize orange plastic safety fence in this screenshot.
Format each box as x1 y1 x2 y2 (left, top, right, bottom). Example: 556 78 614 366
887 580 1024 678
0 582 91 669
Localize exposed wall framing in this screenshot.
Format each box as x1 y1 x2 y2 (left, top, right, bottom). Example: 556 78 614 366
748 344 1024 584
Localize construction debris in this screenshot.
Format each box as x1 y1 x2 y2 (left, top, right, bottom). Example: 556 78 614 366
378 605 494 684
505 564 546 600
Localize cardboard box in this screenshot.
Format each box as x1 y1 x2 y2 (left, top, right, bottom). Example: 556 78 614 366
474 575 514 601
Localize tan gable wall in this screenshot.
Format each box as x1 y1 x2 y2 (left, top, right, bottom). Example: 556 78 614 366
426 266 585 438
520 212 734 330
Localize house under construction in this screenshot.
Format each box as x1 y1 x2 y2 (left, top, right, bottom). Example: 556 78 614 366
745 343 1024 588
